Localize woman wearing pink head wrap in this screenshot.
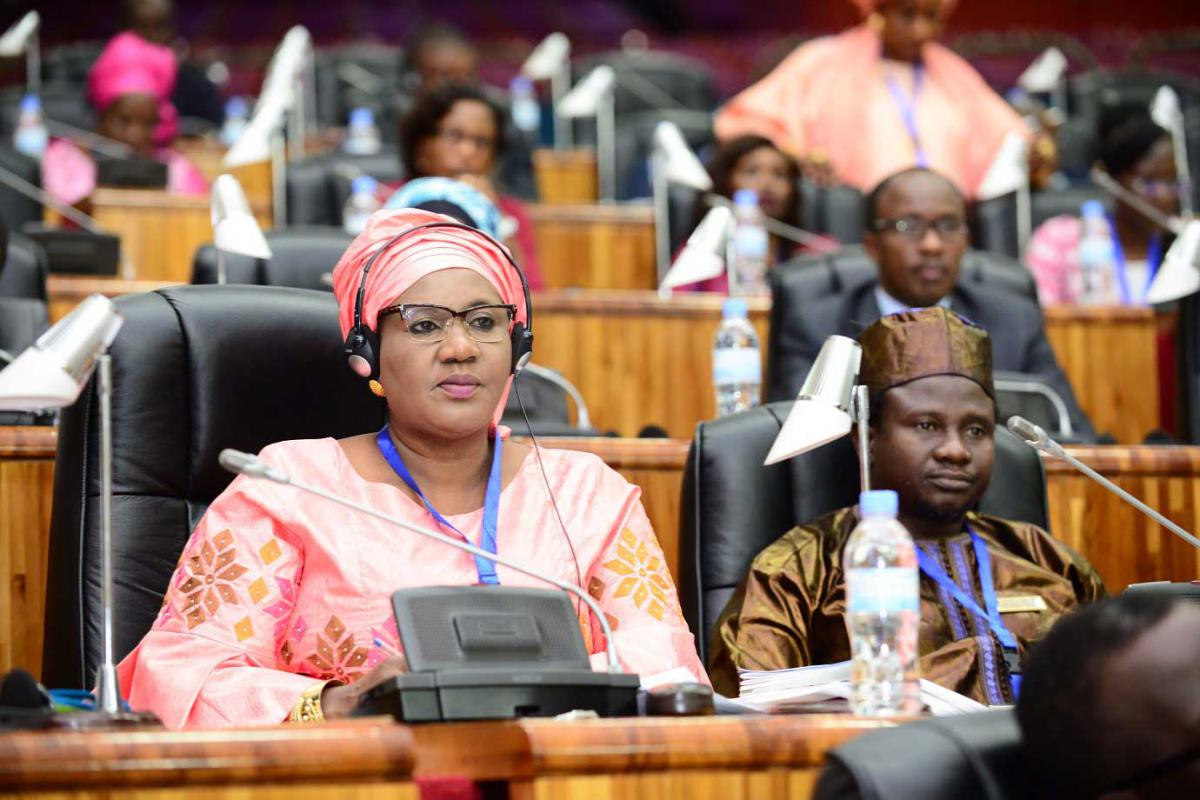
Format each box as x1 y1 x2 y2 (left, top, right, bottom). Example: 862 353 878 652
41 31 207 209
118 210 706 729
715 0 1039 200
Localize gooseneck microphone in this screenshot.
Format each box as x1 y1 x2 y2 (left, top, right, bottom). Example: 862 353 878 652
1007 416 1200 550
218 448 623 673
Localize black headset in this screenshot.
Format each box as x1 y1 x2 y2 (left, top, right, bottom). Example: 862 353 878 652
343 220 534 381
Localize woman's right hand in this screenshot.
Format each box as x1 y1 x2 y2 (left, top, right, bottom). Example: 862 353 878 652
320 655 408 719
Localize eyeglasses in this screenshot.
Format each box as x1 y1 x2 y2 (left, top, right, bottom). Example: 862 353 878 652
872 215 967 240
1130 177 1182 200
379 303 516 344
435 127 497 153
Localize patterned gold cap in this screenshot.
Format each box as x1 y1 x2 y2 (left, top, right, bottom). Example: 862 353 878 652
858 308 994 400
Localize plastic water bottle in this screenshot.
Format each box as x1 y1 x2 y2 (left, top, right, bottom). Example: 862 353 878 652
730 188 770 296
343 175 380 235
844 490 921 716
1078 200 1118 306
219 96 249 147
713 297 761 417
344 107 382 156
509 76 541 137
13 94 48 159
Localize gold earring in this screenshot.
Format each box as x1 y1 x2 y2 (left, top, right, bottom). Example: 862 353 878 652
867 11 885 32
368 380 386 398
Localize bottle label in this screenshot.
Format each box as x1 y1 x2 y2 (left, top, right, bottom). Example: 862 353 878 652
713 348 761 383
846 567 919 613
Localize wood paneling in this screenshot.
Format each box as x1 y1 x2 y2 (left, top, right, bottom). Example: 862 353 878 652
47 276 181 322
529 206 658 291
0 718 416 798
534 291 766 437
533 148 598 205
48 189 271 284
174 140 273 214
0 426 56 680
534 291 1159 442
1042 306 1161 444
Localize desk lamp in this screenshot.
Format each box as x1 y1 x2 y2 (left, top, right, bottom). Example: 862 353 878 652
765 335 872 492
558 65 617 202
211 174 273 284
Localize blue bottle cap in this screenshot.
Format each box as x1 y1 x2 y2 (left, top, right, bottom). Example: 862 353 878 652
510 75 533 93
351 175 378 196
19 94 40 113
349 107 375 128
1081 199 1106 218
732 188 759 207
225 96 248 117
859 490 899 517
722 297 749 319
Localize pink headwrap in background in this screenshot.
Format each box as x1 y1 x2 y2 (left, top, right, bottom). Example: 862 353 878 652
87 32 179 146
850 0 959 16
331 208 528 426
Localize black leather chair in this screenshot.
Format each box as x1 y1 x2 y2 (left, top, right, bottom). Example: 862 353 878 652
798 180 869 245
43 285 386 689
191 228 354 289
814 709 1032 800
572 51 718 116
0 231 50 302
1031 186 1111 229
286 151 405 227
1176 292 1200 444
678 402 1048 662
0 231 50 371
0 147 42 233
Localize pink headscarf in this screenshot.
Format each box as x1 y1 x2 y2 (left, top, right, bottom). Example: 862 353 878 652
331 209 528 426
87 32 179 146
850 0 958 15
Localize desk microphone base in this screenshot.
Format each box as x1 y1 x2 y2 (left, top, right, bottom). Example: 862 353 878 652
357 670 640 722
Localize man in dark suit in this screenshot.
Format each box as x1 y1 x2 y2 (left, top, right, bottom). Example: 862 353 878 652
767 167 1095 440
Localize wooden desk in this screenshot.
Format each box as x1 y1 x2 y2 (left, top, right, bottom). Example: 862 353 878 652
173 139 274 213
46 275 181 322
534 291 1159 442
534 290 769 437
1043 306 1161 443
0 715 883 800
48 188 271 284
0 719 417 798
529 206 657 291
0 426 56 683
533 148 599 205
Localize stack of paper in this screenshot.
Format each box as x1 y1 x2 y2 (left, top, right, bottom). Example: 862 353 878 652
738 661 986 716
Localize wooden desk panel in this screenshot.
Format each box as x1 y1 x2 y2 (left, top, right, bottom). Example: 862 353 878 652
0 719 416 798
47 275 181 322
1042 306 1160 443
0 426 55 682
534 290 770 438
529 206 658 291
533 148 598 205
534 291 1159 443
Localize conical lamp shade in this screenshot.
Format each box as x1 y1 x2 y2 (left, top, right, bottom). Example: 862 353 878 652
764 335 862 465
1146 220 1200 304
654 121 712 191
212 175 272 259
660 206 732 290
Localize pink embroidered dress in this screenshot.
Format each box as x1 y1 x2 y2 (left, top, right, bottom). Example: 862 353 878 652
117 435 705 728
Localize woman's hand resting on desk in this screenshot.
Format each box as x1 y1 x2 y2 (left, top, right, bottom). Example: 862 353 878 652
320 655 408 719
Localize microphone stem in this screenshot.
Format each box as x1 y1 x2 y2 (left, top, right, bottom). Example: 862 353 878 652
274 474 623 673
1049 448 1200 550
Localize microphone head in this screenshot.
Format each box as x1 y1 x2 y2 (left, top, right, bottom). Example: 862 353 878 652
1006 415 1042 444
219 448 291 484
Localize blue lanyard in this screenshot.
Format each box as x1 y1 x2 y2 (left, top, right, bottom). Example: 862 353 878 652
1106 213 1163 306
884 63 928 168
914 526 1018 651
375 426 503 585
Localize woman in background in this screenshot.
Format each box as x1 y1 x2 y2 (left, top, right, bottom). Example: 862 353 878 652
399 85 544 288
41 31 207 210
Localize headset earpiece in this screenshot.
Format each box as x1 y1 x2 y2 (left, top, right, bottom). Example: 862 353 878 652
511 322 534 375
344 324 380 379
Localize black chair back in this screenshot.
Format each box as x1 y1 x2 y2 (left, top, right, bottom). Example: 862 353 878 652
192 228 354 289
285 151 404 227
814 709 1031 800
43 286 385 689
679 401 1048 663
0 147 41 233
0 231 49 301
1177 293 1200 444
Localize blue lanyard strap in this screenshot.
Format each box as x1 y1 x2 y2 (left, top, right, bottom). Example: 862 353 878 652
1106 213 1163 305
914 525 1018 651
375 426 503 585
884 63 928 168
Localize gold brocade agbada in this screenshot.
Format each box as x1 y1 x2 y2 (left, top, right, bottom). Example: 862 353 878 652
709 507 1107 705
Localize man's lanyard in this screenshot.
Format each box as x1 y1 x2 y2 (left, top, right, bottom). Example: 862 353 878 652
1106 213 1163 306
375 426 502 585
915 525 1022 696
884 63 928 168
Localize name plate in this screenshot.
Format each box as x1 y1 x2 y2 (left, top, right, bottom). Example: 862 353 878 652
997 594 1048 614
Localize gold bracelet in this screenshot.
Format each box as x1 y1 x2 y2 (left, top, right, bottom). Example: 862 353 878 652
288 681 333 724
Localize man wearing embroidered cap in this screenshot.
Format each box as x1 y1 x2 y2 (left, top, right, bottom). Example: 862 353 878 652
709 308 1105 704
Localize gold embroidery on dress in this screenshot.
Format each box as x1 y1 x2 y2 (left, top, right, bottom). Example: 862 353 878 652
177 529 250 629
601 528 671 622
306 615 370 682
